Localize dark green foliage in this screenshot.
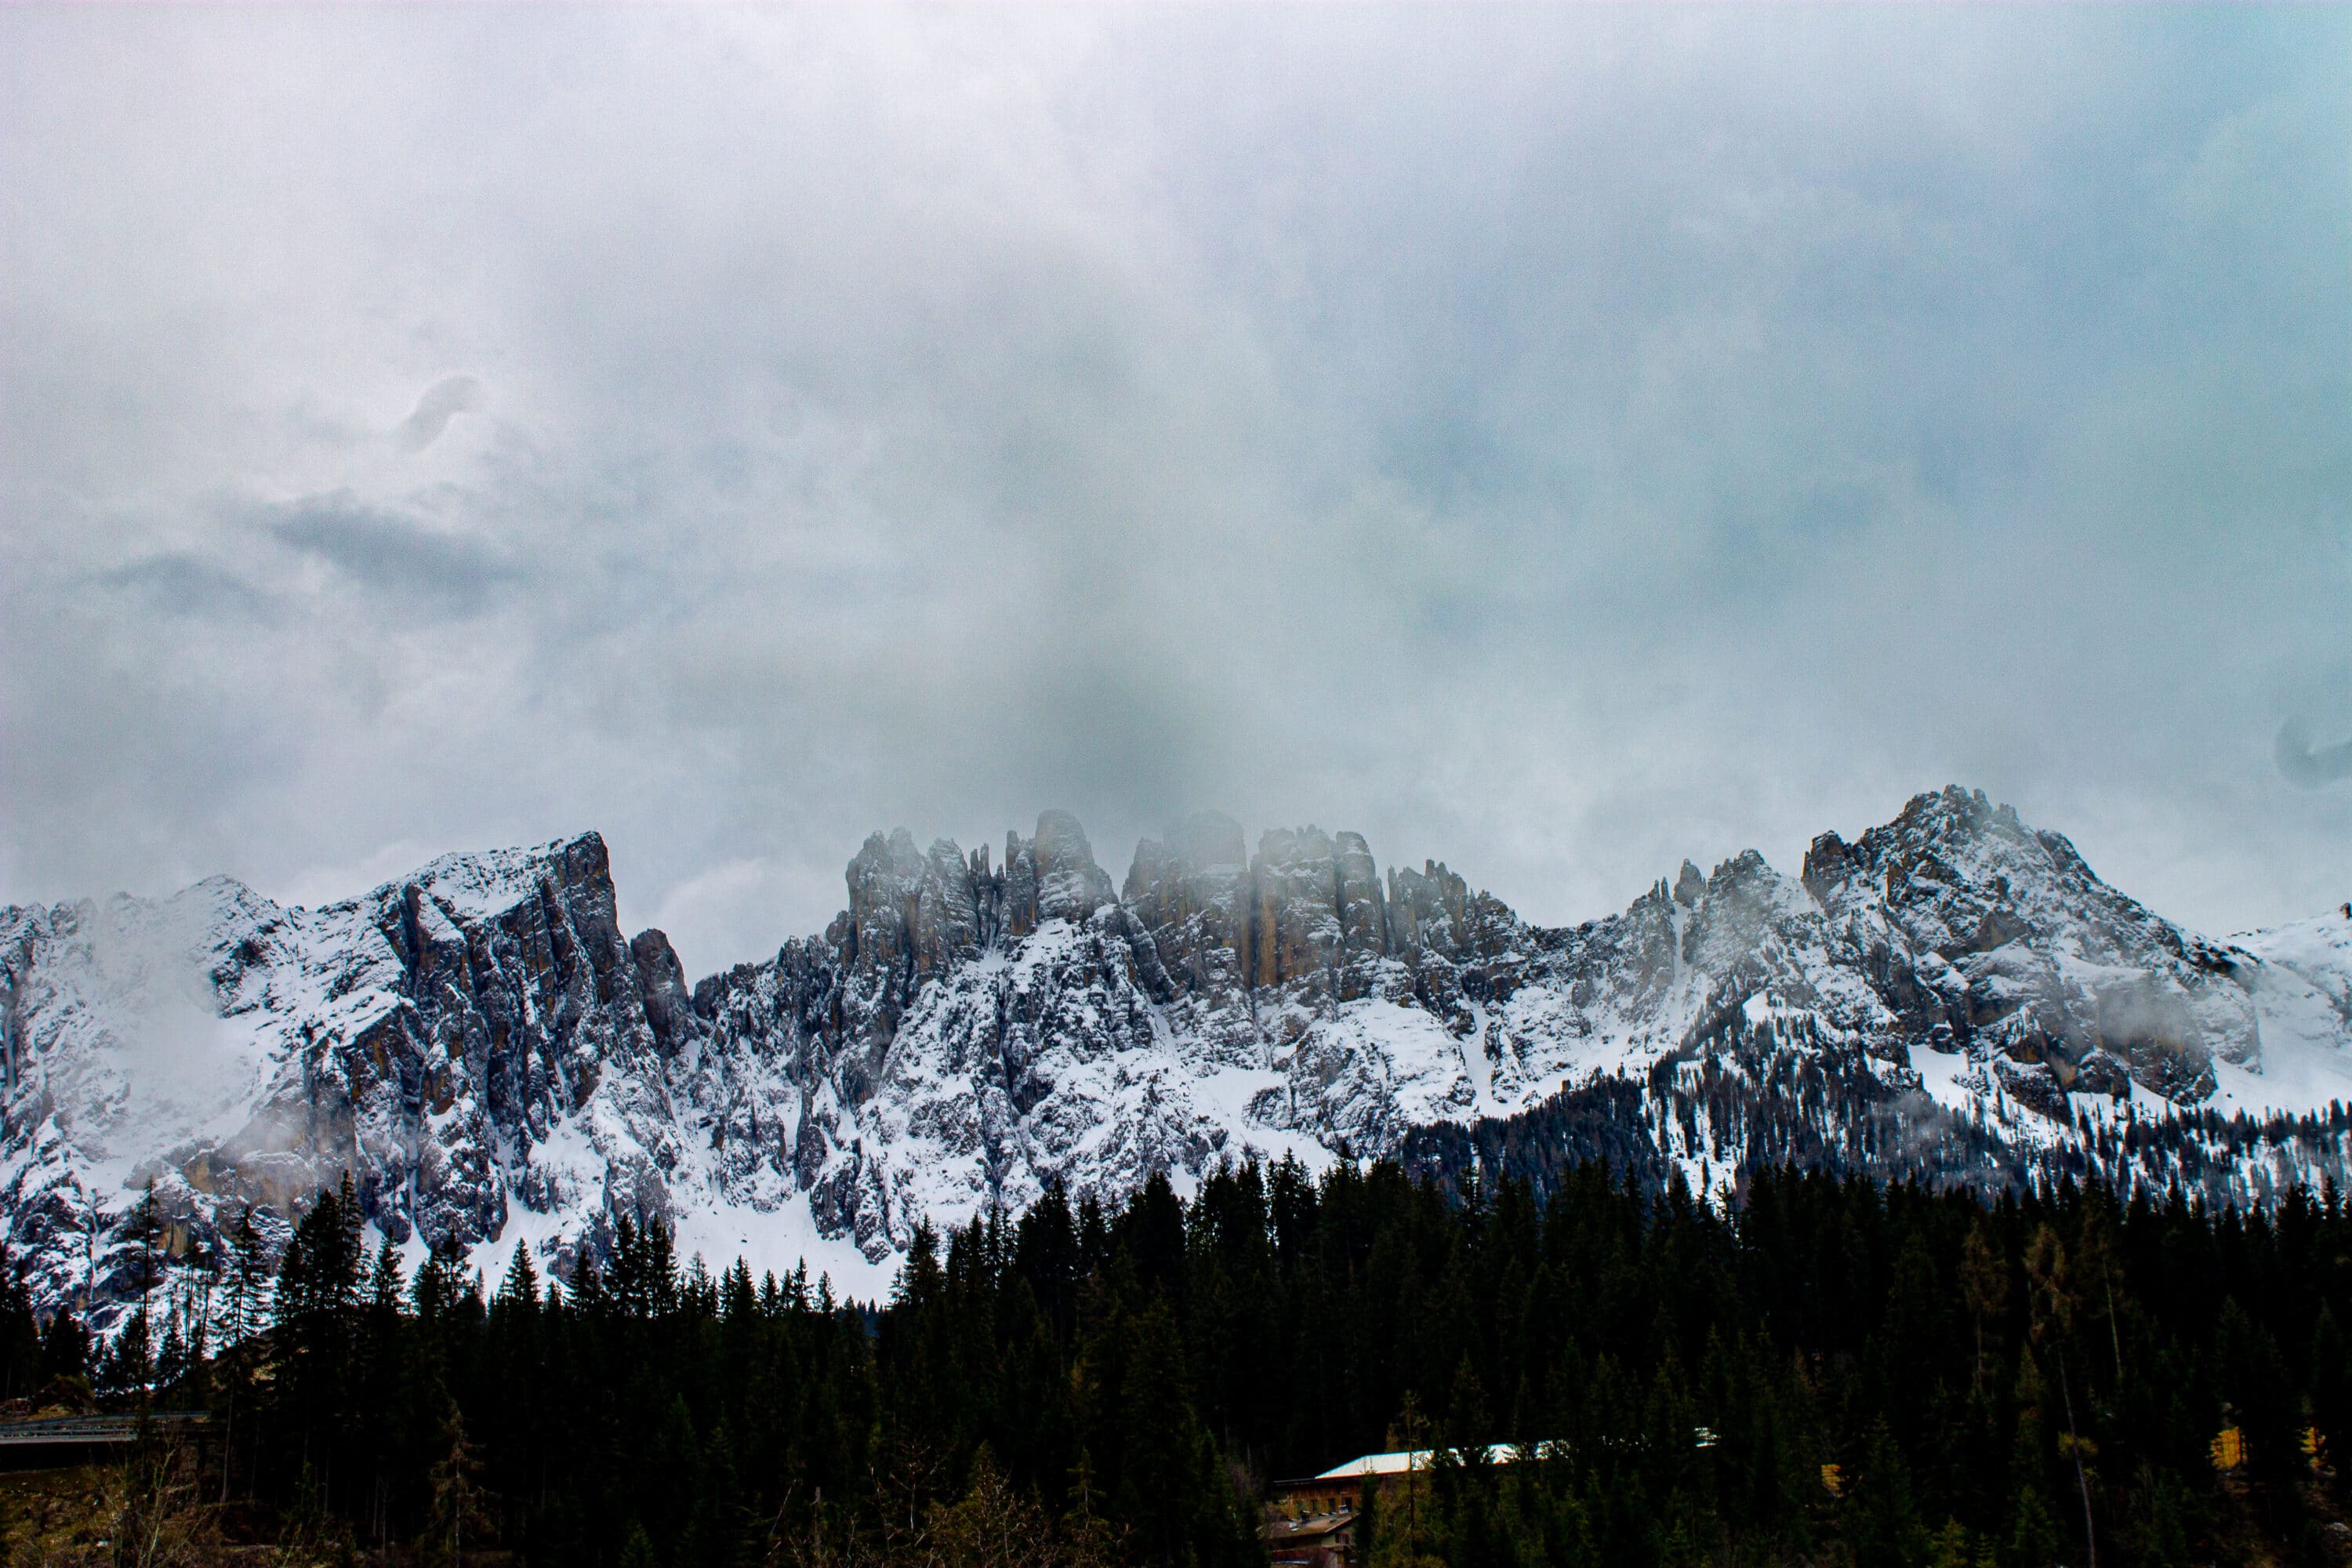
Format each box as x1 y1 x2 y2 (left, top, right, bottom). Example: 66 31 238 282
175 1162 2347 1566
39 1304 92 1387
0 1245 45 1399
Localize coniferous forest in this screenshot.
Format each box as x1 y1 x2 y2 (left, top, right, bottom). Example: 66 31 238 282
2 1160 2347 1567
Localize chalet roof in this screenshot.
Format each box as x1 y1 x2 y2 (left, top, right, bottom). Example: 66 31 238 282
1312 1444 1523 1479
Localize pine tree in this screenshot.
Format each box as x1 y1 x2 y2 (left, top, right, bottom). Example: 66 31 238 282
100 1304 153 1399
154 1298 187 1392
1958 1221 2006 1400
0 1244 41 1400
38 1308 93 1396
220 1205 270 1348
1845 1420 1929 1568
425 1394 492 1566
498 1241 539 1310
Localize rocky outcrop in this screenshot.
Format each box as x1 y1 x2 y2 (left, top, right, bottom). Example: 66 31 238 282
1799 786 2256 1103
1002 811 1115 938
0 831 706 1318
631 930 695 1058
1123 811 1250 1004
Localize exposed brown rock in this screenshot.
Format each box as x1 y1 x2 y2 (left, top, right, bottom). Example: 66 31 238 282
1334 832 1388 963
1124 811 1250 1002
1250 828 1345 991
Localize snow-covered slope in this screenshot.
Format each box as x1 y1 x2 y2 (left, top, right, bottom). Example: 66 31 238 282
3 787 2347 1322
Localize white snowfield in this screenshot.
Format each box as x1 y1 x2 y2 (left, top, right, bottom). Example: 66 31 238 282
2 787 2346 1323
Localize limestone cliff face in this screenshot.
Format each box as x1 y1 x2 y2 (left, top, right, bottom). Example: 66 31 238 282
1123 811 1250 1004
0 832 697 1318
1798 788 2254 1106
1000 811 1116 939
4 789 2350 1327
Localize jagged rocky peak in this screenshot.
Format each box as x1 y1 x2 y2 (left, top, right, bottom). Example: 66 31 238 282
1386 860 1465 954
838 828 987 986
1798 784 2252 1105
1002 810 1116 937
829 808 1122 985
818 808 1537 1011
1333 833 1388 961
1249 828 1348 989
1124 812 1250 1000
327 828 699 1217
0 827 728 1319
1678 850 1811 977
1035 809 1116 923
1245 826 1436 1002
1804 784 2042 924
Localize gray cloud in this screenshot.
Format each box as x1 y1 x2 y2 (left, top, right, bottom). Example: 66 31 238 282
97 554 275 622
2 7 2347 964
393 375 484 455
2278 720 2352 789
267 493 517 617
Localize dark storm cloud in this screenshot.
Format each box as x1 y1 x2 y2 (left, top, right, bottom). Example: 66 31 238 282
2 6 2347 965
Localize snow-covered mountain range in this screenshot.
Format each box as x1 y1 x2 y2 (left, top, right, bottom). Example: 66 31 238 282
4 786 2348 1322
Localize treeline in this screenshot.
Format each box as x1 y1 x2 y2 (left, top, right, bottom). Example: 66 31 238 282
2 1160 2348 1567
1403 1039 2352 1217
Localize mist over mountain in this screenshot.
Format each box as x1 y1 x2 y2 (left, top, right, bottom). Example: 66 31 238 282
3 785 2347 1326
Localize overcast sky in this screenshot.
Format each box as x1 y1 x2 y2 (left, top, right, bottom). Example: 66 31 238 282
3 6 2348 973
